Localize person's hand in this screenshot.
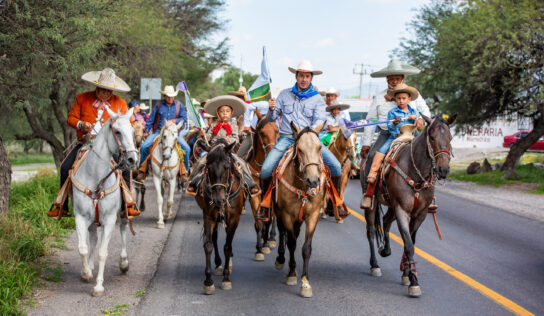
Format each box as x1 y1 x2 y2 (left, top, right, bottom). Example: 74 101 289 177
199 128 206 136
408 115 418 120
170 119 176 123
393 117 402 125
269 98 276 111
415 118 425 131
81 122 93 132
360 146 370 159
243 127 251 133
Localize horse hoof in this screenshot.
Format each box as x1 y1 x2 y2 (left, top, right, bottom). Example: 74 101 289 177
203 284 215 295
321 212 328 219
221 281 232 290
300 277 312 298
92 289 104 297
286 276 297 286
241 208 247 215
336 219 343 224
409 286 422 297
370 267 382 277
268 241 277 248
262 246 271 254
254 253 265 261
379 247 391 257
81 272 93 283
214 266 224 276
119 264 129 274
275 260 284 270
401 276 410 286
157 222 165 229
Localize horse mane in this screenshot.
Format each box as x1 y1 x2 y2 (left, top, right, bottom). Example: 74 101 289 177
206 139 232 164
256 114 275 130
294 126 318 144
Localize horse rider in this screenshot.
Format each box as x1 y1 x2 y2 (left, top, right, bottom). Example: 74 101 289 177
320 100 350 146
46 68 140 218
185 95 260 196
323 87 351 122
359 59 436 210
128 99 149 123
136 85 190 181
256 60 346 221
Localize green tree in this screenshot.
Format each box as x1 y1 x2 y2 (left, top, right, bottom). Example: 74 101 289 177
397 0 544 175
214 66 258 95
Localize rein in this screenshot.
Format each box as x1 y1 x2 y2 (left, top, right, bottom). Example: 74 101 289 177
152 125 178 172
254 124 277 167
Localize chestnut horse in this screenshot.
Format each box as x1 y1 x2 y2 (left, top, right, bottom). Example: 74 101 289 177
362 115 456 297
246 110 279 260
195 139 244 295
273 122 326 298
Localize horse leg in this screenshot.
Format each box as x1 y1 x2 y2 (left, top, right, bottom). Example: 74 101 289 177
87 222 97 274
75 215 93 283
253 219 265 261
140 183 146 212
119 217 129 273
165 176 176 220
365 202 381 277
153 174 165 228
203 217 216 295
394 205 421 297
212 224 223 275
268 216 277 248
274 217 286 270
379 207 396 258
300 211 318 298
93 219 116 297
285 223 300 286
222 216 240 290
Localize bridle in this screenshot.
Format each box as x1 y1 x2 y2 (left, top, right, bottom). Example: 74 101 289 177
330 131 355 164
202 145 241 207
159 125 177 161
293 129 324 196
255 124 277 167
410 120 453 183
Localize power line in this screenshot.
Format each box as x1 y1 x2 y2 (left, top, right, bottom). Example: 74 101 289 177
353 64 368 99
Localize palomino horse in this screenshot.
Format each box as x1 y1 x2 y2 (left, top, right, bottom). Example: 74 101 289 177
273 122 326 298
150 120 183 228
195 139 244 295
132 120 146 212
246 110 278 260
363 115 456 297
71 108 138 296
322 129 356 222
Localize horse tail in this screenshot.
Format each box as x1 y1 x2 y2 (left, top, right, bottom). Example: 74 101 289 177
375 202 385 249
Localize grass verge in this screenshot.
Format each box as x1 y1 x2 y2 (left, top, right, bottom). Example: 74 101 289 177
0 173 74 315
8 153 54 166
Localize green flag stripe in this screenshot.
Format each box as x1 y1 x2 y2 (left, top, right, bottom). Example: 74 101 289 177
248 84 270 100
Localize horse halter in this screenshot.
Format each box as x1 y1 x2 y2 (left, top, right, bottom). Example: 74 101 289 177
255 128 276 166
159 126 176 158
411 120 452 183
204 145 237 207
110 117 138 168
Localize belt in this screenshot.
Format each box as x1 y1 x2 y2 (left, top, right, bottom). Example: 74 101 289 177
279 134 294 139
392 134 400 137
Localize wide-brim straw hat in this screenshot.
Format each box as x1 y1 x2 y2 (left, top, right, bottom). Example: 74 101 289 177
395 124 418 143
370 59 421 78
204 95 247 118
81 68 130 93
326 100 350 112
386 83 419 100
228 86 247 99
160 85 179 97
288 60 323 75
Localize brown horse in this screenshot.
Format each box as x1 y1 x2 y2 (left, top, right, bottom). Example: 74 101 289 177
132 120 146 211
195 139 244 295
246 110 279 260
363 114 456 297
273 122 326 298
323 130 356 222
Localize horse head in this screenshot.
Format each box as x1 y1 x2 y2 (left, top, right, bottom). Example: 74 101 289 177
159 119 182 161
256 109 279 154
105 107 138 170
291 121 325 191
204 139 236 206
422 114 457 179
133 120 145 148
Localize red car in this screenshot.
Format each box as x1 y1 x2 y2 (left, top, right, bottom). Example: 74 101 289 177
503 130 544 150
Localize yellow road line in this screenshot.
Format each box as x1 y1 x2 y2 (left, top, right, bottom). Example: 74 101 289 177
347 207 534 316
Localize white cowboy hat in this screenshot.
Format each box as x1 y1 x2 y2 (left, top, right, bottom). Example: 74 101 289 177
326 99 350 112
191 98 201 107
370 59 421 78
204 95 247 118
386 83 419 100
139 103 150 111
81 68 130 93
325 87 340 96
160 85 179 97
288 60 323 75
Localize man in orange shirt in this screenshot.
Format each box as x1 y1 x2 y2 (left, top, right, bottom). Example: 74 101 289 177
47 68 140 218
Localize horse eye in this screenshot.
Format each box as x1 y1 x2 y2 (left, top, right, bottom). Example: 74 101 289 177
430 135 435 142
116 131 121 135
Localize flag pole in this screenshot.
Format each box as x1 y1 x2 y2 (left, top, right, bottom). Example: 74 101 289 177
179 81 210 146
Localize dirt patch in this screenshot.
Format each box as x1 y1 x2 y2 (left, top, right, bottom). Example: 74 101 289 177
501 182 540 193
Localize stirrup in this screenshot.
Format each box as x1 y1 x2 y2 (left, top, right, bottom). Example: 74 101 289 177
46 204 62 218
185 185 198 197
126 207 141 218
255 206 270 222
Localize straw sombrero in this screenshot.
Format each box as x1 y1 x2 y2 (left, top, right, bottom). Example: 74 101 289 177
288 60 323 75
370 59 421 78
326 100 350 112
204 95 247 118
81 68 130 93
386 83 419 100
228 86 247 99
393 124 418 144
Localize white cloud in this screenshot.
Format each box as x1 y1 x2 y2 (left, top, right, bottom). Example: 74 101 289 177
313 37 334 48
276 57 294 66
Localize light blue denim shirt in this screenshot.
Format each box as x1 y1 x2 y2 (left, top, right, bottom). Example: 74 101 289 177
386 104 420 135
269 88 327 135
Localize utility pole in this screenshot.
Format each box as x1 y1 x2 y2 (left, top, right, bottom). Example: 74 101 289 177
239 56 243 88
353 64 367 99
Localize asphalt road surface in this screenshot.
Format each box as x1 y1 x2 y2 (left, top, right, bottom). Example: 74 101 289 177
136 180 544 316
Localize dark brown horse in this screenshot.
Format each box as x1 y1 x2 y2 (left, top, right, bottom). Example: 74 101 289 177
246 110 279 260
362 114 456 297
194 139 244 294
273 122 326 298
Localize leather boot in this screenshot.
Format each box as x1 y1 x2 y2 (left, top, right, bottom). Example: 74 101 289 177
367 152 385 184
256 177 272 221
361 182 377 210
136 159 149 181
185 174 201 196
331 175 349 218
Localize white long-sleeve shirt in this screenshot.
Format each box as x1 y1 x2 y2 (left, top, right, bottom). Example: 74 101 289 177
243 101 271 129
361 88 431 147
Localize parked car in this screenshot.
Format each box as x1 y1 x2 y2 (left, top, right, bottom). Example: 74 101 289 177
503 130 544 150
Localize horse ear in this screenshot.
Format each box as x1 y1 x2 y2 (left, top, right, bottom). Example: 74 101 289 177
125 107 134 118
224 141 236 153
446 114 457 126
290 121 300 135
106 107 118 120
200 142 211 153
255 109 263 121
164 118 168 126
421 114 432 126
176 120 184 130
313 121 326 134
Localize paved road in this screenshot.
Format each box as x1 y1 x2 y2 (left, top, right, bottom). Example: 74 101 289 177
136 180 544 316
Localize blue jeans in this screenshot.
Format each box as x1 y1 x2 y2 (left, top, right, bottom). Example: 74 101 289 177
139 131 160 166
377 136 396 154
260 136 342 179
177 130 190 171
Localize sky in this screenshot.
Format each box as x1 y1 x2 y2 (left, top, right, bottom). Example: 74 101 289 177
213 0 430 98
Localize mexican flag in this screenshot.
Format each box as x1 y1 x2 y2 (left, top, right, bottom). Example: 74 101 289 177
247 46 271 102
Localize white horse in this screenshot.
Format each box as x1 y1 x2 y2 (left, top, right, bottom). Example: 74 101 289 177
71 107 138 297
150 120 183 228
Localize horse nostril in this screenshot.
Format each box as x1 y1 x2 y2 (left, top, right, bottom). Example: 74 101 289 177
127 157 134 164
